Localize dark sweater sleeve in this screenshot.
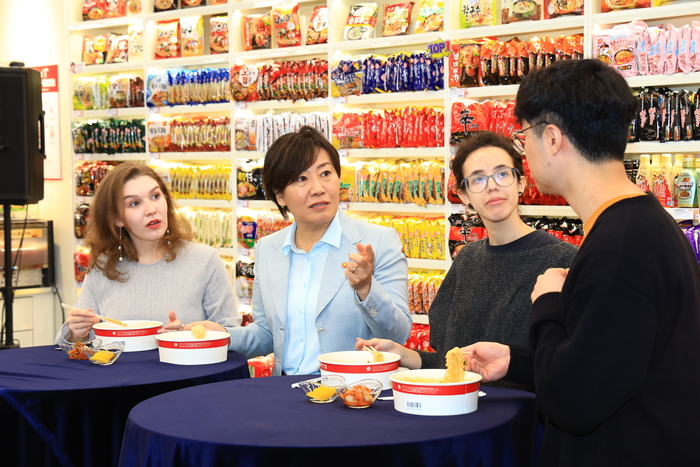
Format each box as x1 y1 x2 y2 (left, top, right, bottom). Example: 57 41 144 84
504 344 535 390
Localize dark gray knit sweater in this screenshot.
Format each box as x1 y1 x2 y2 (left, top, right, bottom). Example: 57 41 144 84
419 230 578 377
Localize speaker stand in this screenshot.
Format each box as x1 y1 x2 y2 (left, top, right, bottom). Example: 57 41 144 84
1 203 19 349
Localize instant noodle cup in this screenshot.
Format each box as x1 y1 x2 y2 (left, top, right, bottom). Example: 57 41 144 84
390 369 482 416
156 330 230 365
318 350 401 389
93 320 162 352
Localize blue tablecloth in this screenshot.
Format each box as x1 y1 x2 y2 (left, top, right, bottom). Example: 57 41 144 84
0 345 249 467
119 375 538 467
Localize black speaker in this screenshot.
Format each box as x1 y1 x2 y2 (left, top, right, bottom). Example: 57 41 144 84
0 67 45 204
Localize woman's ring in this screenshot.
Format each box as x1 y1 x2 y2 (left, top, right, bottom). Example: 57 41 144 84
353 267 357 273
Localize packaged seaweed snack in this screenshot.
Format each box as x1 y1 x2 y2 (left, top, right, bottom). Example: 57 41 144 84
243 13 272 50
345 3 378 41
460 0 496 27
155 19 180 59
83 0 107 20
383 2 414 36
502 0 541 23
273 3 302 47
414 0 443 33
154 0 177 12
180 16 204 57
306 5 328 45
210 15 229 54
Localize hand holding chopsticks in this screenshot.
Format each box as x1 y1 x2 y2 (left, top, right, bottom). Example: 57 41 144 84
60 303 128 327
363 345 384 362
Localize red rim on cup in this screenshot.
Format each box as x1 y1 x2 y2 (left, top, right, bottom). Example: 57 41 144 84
390 369 482 416
156 330 230 365
318 351 401 390
93 320 162 352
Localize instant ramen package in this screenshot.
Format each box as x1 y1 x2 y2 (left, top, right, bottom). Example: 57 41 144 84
273 3 302 48
154 0 178 12
230 63 260 102
127 23 143 62
82 35 109 65
181 0 206 7
502 0 542 23
155 19 180 59
601 0 649 12
210 15 229 54
414 0 444 33
345 3 379 41
106 33 129 64
460 0 496 27
544 0 583 18
209 0 227 3
180 16 204 57
83 0 106 20
243 13 272 50
127 0 142 14
306 5 329 45
104 0 126 17
383 2 414 36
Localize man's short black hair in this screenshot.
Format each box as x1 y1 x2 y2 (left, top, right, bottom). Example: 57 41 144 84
514 59 638 163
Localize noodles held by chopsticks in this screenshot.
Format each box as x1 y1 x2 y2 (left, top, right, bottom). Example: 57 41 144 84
442 347 466 383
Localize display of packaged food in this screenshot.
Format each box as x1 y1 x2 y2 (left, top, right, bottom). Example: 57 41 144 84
502 0 541 23
544 0 583 18
414 0 443 33
306 5 328 45
104 0 126 18
600 0 649 13
345 3 378 41
127 0 142 14
83 0 107 21
127 24 143 62
105 33 129 64
460 0 496 27
154 0 178 12
181 0 206 7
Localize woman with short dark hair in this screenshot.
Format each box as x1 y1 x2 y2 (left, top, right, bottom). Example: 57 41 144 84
229 126 411 376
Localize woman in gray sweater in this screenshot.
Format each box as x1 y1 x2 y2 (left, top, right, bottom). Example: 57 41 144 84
357 131 577 388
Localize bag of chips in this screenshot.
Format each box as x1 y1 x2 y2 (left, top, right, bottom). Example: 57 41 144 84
273 3 302 47
180 16 204 57
345 3 378 41
155 20 180 59
306 5 328 45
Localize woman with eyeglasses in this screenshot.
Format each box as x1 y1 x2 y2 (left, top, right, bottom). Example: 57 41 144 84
356 131 577 390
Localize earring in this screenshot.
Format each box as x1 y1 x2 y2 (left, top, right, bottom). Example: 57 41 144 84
466 203 474 210
518 191 523 196
166 228 171 245
118 227 123 262
279 202 286 208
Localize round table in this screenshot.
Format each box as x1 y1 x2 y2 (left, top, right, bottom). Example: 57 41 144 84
0 345 249 467
119 375 538 467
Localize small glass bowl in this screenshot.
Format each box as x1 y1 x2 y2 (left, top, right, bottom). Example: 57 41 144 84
59 339 102 361
89 342 125 366
298 375 346 403
337 379 382 409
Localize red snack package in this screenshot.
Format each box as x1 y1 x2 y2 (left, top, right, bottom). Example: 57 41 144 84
273 3 302 48
104 0 126 18
243 14 272 51
83 0 107 20
383 2 414 37
210 15 229 54
155 20 180 59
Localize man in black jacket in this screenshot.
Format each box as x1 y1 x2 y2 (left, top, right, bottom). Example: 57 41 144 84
465 59 700 466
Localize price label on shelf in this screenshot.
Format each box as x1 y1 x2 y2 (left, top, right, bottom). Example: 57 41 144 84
339 202 349 210
338 149 348 158
451 204 466 214
333 97 348 105
449 88 466 99
73 110 83 118
107 109 118 116
149 107 160 114
71 62 85 74
237 200 250 208
234 102 246 110
672 208 695 220
152 153 161 160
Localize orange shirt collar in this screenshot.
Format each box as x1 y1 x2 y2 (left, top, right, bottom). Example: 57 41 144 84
582 193 647 245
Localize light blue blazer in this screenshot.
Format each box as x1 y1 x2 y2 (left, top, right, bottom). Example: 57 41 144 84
229 210 411 376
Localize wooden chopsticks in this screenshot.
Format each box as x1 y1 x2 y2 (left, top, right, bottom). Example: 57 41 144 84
363 345 384 362
60 303 128 327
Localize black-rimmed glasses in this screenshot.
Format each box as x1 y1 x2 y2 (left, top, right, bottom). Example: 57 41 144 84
511 121 550 153
462 167 520 194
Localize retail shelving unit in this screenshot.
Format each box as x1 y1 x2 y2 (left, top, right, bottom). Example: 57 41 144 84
65 0 700 314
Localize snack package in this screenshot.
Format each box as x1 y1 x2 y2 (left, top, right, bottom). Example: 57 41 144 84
230 63 260 102
83 0 107 20
104 0 126 18
243 13 272 50
209 0 227 3
155 20 180 59
154 0 178 12
544 0 583 18
306 5 329 45
148 118 171 152
502 0 541 23
414 0 443 33
181 0 206 7
106 33 129 64
210 15 229 54
383 2 414 36
460 0 496 27
146 71 170 107
108 75 130 108
340 162 357 201
127 24 143 62
273 3 302 48
127 0 142 14
345 3 379 40
83 36 102 65
180 16 204 57
330 58 363 97
600 0 650 13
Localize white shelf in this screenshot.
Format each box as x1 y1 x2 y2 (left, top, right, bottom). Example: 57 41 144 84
518 205 578 217
241 98 329 111
152 152 232 162
448 15 585 41
339 147 444 159
408 258 449 270
411 314 430 325
231 44 330 61
75 153 148 161
591 2 700 25
667 208 699 221
626 72 700 89
72 108 146 118
216 247 236 256
342 202 446 214
332 32 445 53
144 4 229 22
148 102 231 114
238 200 276 210
625 141 700 154
234 151 266 160
175 199 234 208
340 91 444 106
70 16 139 31
72 62 144 75
451 85 519 99
144 55 230 69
